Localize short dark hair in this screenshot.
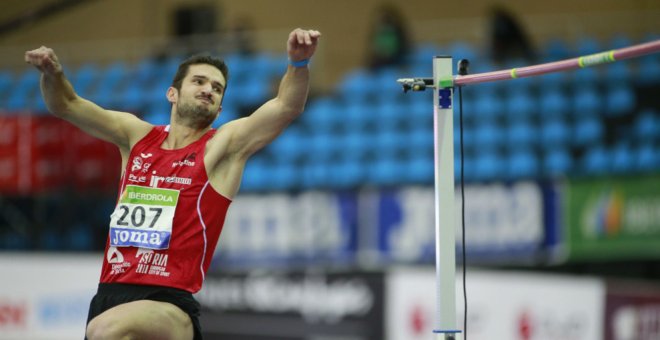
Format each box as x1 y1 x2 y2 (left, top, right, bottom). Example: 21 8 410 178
171 55 229 92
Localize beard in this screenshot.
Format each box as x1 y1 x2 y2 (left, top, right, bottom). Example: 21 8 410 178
174 101 216 129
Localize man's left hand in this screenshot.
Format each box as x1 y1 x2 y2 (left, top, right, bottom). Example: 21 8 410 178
287 28 321 63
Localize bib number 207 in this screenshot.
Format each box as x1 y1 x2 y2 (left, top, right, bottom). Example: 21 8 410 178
115 205 162 228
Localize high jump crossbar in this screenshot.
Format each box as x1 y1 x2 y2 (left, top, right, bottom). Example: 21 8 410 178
397 39 660 340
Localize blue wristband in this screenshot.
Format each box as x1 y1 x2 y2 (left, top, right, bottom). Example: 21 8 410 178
289 58 310 67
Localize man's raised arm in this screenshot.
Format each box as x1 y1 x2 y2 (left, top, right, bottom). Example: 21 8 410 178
25 46 151 151
219 28 322 158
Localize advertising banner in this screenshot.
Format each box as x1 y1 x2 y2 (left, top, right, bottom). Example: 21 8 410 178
0 254 101 340
197 270 384 340
373 182 546 263
0 115 120 195
564 175 660 260
386 267 605 340
605 281 660 340
212 191 358 268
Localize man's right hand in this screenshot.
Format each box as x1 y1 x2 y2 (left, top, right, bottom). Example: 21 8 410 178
25 46 63 75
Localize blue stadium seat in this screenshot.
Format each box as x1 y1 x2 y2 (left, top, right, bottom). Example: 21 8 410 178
373 67 407 103
455 153 475 182
504 88 536 121
375 128 408 159
328 158 364 188
473 121 504 151
308 130 339 162
543 148 573 176
267 162 299 190
268 127 306 162
540 119 570 149
605 85 636 116
636 143 659 172
506 148 539 179
611 143 635 174
341 130 373 161
34 96 48 113
234 73 271 107
572 86 602 116
573 117 604 147
407 95 433 129
407 153 434 184
539 88 570 120
143 101 171 125
301 160 330 189
507 120 536 151
117 82 148 111
633 109 659 143
344 100 374 133
224 53 249 79
473 90 504 122
374 100 407 131
160 56 183 81
409 126 434 156
582 146 610 175
536 72 567 90
0 70 12 96
241 157 268 191
6 70 39 110
604 61 630 84
454 124 475 154
70 63 100 97
472 93 504 121
213 106 238 128
303 97 342 132
472 151 504 181
572 67 599 86
369 156 406 186
338 68 375 102
100 62 128 89
94 62 130 107
134 58 159 85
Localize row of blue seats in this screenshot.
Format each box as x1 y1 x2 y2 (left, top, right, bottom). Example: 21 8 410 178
1 36 658 192
266 107 659 157
240 141 660 191
3 34 659 114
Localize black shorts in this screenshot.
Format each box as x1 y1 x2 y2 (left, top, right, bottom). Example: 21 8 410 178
86 283 203 340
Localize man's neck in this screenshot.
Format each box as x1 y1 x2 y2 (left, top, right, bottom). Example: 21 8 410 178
162 122 209 150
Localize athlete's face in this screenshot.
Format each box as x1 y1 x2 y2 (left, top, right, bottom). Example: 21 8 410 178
170 64 226 128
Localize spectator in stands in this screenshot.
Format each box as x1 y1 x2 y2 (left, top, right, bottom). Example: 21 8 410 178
366 3 411 71
25 28 321 340
487 5 536 65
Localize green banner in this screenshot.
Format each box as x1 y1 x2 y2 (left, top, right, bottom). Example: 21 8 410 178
120 185 179 206
564 175 660 261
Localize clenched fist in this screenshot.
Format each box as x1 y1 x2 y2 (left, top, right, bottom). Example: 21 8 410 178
25 46 63 75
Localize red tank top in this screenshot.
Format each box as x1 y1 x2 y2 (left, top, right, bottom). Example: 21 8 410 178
99 125 231 293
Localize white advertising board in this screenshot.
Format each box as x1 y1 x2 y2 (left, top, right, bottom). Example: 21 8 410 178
386 267 605 340
0 254 101 340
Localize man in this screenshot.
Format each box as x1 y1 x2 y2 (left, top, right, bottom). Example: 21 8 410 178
25 28 321 340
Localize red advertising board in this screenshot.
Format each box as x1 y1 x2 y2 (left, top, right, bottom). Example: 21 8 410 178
0 114 120 194
606 281 660 340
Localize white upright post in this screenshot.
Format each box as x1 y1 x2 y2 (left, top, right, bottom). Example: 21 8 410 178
432 56 461 340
